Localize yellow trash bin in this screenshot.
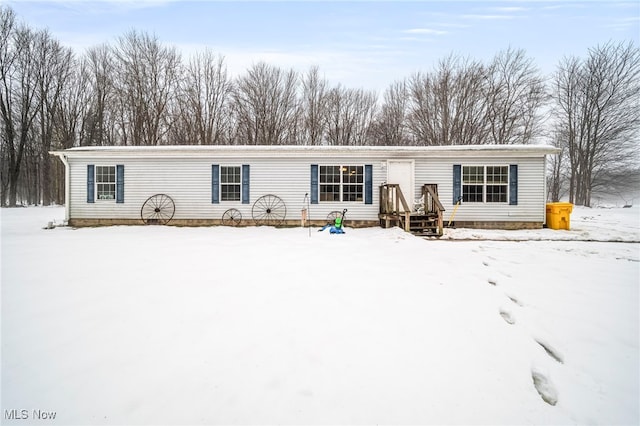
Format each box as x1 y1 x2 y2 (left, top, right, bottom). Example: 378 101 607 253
546 202 573 230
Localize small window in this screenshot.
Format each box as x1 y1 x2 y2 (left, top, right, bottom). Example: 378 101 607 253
462 165 509 203
320 165 364 202
96 166 116 200
220 166 241 201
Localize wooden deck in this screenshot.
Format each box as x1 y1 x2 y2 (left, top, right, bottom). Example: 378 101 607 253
379 184 445 237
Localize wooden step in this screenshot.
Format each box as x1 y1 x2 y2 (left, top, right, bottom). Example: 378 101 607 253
412 231 441 237
380 212 443 237
408 213 442 237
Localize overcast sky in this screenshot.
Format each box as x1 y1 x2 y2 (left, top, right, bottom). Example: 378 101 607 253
5 1 639 92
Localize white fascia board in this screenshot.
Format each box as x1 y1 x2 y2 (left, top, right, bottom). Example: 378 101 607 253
51 144 560 161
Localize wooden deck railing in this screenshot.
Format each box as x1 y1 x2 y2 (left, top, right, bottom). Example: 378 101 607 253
380 184 411 214
422 184 445 236
379 184 411 231
379 183 445 236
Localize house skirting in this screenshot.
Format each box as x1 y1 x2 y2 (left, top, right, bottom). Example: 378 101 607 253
451 221 543 230
67 218 381 228
68 218 543 230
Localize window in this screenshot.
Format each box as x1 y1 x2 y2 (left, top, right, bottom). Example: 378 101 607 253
462 165 508 203
342 165 364 202
220 166 241 201
319 166 340 202
462 166 484 203
212 164 249 204
486 166 509 203
96 166 116 200
319 165 363 202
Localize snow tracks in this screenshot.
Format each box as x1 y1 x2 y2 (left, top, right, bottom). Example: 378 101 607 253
477 246 563 407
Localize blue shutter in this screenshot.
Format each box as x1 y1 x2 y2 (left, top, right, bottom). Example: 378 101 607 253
310 164 318 204
87 164 95 203
116 165 124 203
212 165 219 204
364 164 373 204
242 164 250 204
453 164 462 204
509 164 518 205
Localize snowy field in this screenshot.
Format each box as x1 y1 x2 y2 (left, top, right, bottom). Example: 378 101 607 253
1 206 639 425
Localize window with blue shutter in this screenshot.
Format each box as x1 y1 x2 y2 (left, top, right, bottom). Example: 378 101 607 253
116 165 124 203
453 164 462 204
310 164 318 204
364 164 373 204
212 165 220 204
93 165 117 201
242 164 250 204
509 164 518 205
459 165 510 203
314 164 368 203
87 164 95 203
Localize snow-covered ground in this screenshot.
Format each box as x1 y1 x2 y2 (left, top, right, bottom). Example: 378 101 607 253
1 206 638 425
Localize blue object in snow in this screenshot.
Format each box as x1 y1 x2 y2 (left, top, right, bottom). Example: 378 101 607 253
330 226 345 234
318 208 347 234
318 223 332 232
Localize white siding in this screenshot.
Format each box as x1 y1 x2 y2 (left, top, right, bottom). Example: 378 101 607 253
414 155 546 223
68 155 386 222
60 145 554 224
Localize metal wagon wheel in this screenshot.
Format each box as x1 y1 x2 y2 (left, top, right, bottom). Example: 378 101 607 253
141 194 175 225
252 194 286 226
326 210 343 223
222 208 242 226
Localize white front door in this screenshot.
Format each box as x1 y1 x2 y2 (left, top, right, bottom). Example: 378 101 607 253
387 160 414 210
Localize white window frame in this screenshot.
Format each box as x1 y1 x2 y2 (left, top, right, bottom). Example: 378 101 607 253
462 165 509 203
319 164 365 203
95 165 116 201
220 165 242 202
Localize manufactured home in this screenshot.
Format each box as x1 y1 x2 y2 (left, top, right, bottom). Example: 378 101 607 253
50 145 558 235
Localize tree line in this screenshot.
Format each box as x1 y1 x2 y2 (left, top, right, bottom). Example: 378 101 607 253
1 6 638 208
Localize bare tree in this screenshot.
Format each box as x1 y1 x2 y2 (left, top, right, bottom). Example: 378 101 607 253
324 85 377 146
0 5 15 205
405 71 435 145
553 41 640 206
407 55 489 145
173 49 232 145
547 128 569 202
81 44 115 146
486 47 547 144
298 65 328 145
35 30 73 205
370 80 410 146
232 62 299 145
112 30 181 145
58 57 91 150
0 7 41 206
553 56 581 202
46 55 92 204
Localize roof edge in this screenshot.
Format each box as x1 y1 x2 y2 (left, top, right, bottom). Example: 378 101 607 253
51 144 560 157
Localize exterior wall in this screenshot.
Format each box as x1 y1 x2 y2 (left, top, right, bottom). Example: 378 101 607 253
59 146 554 228
67 153 387 225
413 155 546 224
